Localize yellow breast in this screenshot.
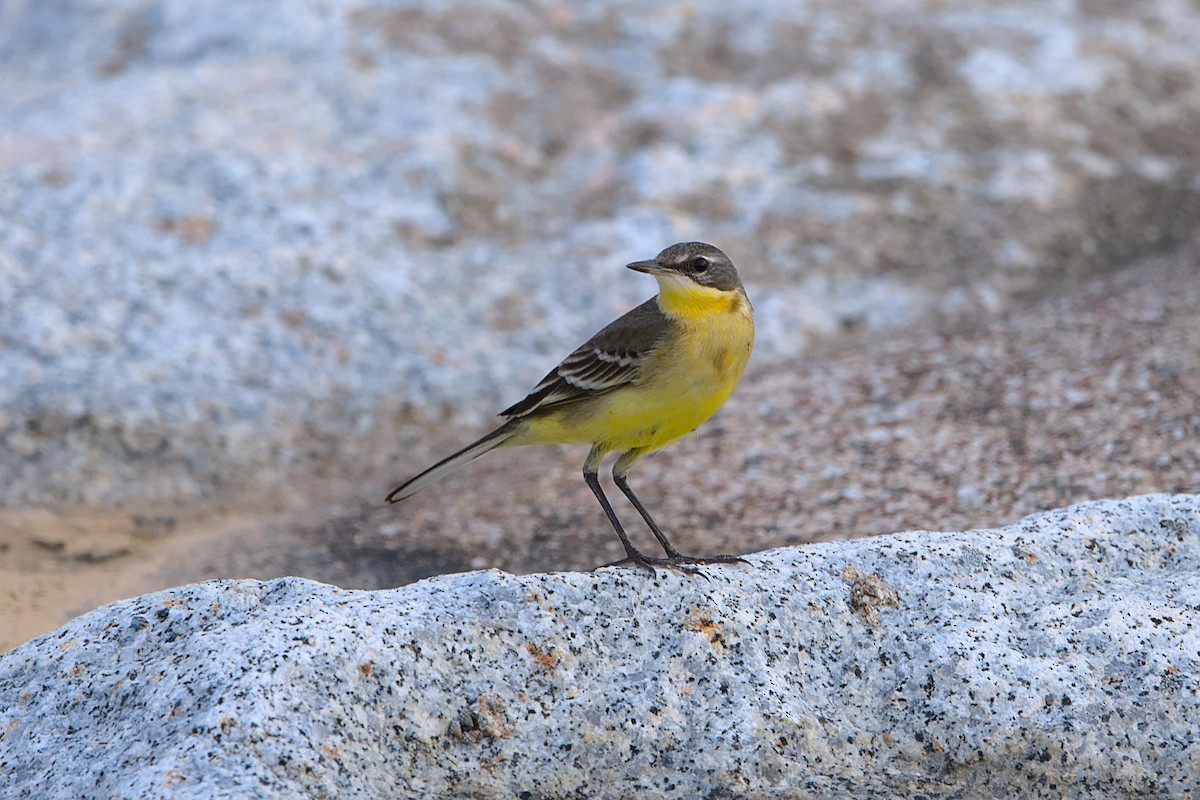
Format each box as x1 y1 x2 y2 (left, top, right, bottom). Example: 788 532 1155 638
544 282 754 452
638 285 753 445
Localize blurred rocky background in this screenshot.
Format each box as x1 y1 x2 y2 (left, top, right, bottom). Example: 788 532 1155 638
2 0 1198 648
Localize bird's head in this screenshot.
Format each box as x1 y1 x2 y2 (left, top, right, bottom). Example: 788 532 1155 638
626 242 743 293
626 242 748 318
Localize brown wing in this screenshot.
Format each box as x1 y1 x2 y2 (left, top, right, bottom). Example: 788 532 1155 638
500 299 670 418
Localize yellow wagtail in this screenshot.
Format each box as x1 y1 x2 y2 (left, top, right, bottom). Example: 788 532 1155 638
386 242 754 573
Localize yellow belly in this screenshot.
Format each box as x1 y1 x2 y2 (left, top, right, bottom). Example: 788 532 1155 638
522 295 754 453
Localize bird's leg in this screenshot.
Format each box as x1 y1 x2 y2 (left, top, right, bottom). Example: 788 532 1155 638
582 445 660 575
612 449 747 567
610 448 679 557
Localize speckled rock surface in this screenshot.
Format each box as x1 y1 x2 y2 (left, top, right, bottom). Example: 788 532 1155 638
2 494 1197 798
3 0 1200 507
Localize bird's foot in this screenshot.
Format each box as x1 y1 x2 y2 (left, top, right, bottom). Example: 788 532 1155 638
662 552 750 567
597 550 748 575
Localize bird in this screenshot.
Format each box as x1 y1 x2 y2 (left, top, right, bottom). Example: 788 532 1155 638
386 241 755 573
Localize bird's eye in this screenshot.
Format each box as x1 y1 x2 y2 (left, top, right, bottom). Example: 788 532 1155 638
691 256 710 272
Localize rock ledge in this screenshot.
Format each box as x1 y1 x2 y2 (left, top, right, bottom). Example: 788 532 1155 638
2 494 1198 798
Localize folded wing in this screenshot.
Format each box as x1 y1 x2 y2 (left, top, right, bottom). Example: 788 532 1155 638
500 299 669 418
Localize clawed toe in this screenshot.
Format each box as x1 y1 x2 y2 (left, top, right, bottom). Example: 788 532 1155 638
597 553 698 575
596 551 747 575
665 552 750 566
596 554 663 575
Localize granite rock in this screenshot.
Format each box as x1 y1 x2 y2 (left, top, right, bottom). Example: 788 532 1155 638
2 494 1197 798
3 0 1200 506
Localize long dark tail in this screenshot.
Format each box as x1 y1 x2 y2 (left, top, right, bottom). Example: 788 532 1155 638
385 421 520 503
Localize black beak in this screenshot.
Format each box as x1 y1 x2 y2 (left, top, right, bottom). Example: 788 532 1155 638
626 259 661 274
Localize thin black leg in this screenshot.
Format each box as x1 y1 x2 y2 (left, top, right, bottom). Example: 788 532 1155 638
612 472 683 558
611 449 748 567
583 445 706 575
583 468 657 574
